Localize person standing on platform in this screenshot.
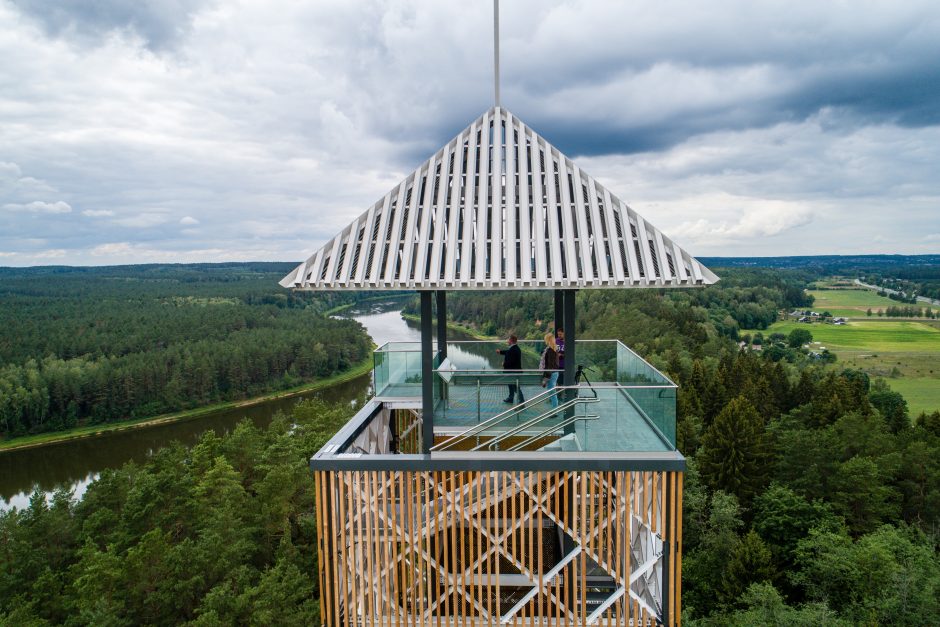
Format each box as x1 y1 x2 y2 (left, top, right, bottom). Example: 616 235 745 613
555 328 566 383
496 334 524 403
540 332 560 407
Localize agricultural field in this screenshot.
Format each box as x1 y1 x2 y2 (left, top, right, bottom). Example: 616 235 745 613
760 319 940 416
806 287 906 318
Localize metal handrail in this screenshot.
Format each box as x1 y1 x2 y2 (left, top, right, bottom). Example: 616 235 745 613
476 396 601 452
506 414 599 452
429 385 566 451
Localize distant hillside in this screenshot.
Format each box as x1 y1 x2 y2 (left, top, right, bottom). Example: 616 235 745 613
700 254 940 272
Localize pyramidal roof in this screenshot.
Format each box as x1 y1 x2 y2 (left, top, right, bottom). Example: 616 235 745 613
281 106 718 291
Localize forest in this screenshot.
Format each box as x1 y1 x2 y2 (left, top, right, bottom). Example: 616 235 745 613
0 264 373 439
2 262 939 625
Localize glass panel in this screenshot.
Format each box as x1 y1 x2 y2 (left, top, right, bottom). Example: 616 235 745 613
376 339 678 452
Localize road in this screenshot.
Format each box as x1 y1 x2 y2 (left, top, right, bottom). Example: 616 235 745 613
854 279 940 307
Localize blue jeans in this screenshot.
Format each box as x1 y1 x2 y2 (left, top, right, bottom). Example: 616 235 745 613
546 372 559 407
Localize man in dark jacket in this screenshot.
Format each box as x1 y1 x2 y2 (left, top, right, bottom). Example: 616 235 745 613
496 334 524 403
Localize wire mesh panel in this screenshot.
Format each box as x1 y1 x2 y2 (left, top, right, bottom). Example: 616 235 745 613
315 468 682 626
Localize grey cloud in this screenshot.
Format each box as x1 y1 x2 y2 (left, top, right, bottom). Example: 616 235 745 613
9 0 210 50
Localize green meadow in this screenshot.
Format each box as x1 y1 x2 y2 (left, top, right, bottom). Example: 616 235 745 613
759 319 940 416
807 288 908 318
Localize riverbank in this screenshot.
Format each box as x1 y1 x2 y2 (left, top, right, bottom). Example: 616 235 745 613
400 313 545 360
0 356 374 453
323 293 412 316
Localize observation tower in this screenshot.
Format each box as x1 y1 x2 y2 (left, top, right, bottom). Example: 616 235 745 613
281 5 717 624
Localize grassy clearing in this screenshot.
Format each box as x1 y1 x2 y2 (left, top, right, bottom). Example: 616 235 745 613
883 378 940 416
757 318 940 416
808 288 902 316
0 356 374 452
766 320 940 352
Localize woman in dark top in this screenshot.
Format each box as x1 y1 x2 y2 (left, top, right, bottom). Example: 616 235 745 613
540 332 560 408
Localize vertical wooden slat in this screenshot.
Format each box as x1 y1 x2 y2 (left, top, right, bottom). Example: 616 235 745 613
396 472 405 626
364 472 375 622
419 472 429 625
441 472 450 623
459 472 467 626
677 472 684 627
383 472 393 627
670 472 678 627
316 473 330 627
485 471 493 622
350 472 360 625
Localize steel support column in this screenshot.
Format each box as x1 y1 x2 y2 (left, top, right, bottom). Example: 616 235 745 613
563 290 576 386
436 290 447 359
554 289 564 339
563 290 577 435
420 291 434 453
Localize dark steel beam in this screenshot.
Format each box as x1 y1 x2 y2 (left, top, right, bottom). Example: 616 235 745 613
554 289 564 338
436 290 447 359
420 291 434 453
563 289 577 434
563 289 576 385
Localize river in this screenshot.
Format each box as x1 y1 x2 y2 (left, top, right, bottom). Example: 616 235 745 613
0 300 497 511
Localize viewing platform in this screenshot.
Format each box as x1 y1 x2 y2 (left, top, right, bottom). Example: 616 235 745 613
358 338 676 454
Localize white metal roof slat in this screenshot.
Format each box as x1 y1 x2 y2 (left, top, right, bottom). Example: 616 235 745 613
635 215 658 285
366 192 393 286
327 224 351 287
654 229 673 283
283 260 303 288
353 204 377 286
671 238 689 284
382 182 408 285
336 217 359 287
491 108 505 285
571 165 595 285
504 111 518 284
428 141 454 287
412 154 437 287
443 133 467 286
540 138 563 286
458 121 480 286
530 131 548 284
620 201 642 284
307 248 325 289
515 116 532 284
398 172 422 288
321 227 343 288
474 110 492 284
586 177 609 284
690 257 704 283
600 187 625 284
555 156 578 286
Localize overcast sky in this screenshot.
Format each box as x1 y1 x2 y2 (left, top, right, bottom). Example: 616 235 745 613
2 0 939 267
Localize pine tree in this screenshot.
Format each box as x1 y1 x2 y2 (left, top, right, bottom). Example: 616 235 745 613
699 396 769 504
719 530 775 607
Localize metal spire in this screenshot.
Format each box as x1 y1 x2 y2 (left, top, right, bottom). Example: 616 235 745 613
493 0 500 107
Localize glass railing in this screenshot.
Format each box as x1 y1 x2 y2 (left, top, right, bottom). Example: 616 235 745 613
372 339 677 450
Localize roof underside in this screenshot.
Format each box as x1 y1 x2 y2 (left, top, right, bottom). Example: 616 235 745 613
282 106 718 291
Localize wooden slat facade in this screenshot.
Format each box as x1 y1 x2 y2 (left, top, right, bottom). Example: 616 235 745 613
315 469 682 626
